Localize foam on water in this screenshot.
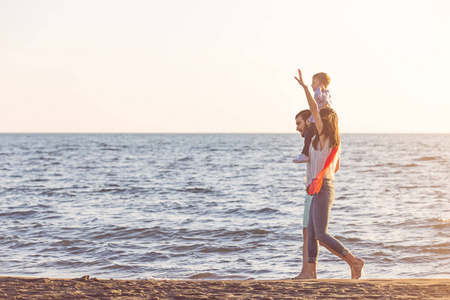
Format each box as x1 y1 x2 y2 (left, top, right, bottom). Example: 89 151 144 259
0 133 449 280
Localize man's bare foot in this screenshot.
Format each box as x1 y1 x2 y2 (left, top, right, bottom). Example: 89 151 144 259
291 272 317 280
351 258 365 279
291 267 309 280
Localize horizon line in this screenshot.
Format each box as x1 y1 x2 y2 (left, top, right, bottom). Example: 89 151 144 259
1 132 449 135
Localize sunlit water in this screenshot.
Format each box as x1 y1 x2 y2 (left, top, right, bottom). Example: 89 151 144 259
0 133 449 280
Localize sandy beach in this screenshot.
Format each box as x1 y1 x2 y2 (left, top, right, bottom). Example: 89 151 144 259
0 276 449 299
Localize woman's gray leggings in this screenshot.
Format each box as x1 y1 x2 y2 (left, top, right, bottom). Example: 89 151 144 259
307 179 349 263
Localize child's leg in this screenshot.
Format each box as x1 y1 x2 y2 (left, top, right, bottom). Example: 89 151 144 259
301 123 316 156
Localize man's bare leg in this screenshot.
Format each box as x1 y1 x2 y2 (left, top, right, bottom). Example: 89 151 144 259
292 227 309 279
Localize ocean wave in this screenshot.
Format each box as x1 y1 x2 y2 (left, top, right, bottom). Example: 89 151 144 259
139 252 171 262
422 244 450 254
86 227 172 241
200 245 245 254
1 133 449 280
414 156 439 161
177 187 214 194
375 162 419 168
178 156 193 162
247 229 271 235
404 163 420 168
100 148 122 151
163 244 203 252
0 210 39 219
250 208 281 215
95 188 128 193
188 272 248 280
211 229 271 238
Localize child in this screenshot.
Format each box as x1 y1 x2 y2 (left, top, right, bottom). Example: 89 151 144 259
293 72 332 163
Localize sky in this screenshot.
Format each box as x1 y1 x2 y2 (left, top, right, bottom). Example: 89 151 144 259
1 0 449 133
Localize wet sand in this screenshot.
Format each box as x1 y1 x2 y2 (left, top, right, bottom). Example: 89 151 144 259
0 276 449 299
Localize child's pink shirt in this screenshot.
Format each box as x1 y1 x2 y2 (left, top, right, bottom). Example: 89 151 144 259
309 87 332 123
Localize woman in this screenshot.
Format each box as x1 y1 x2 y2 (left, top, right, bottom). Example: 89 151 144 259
294 68 365 279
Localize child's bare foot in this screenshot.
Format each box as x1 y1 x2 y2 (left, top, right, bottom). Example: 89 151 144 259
351 258 365 279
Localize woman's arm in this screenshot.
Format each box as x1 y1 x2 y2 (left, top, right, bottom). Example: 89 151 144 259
295 69 323 135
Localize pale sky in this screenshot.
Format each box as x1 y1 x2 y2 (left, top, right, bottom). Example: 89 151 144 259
1 0 449 133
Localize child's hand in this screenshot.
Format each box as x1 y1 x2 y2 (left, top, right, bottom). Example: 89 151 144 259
295 69 307 88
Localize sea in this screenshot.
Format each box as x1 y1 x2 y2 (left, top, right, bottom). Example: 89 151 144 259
0 133 449 280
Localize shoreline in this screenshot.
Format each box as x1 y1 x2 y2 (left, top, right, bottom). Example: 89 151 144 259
1 276 449 299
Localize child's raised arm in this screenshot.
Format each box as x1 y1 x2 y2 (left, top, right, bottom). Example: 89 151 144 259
294 68 323 135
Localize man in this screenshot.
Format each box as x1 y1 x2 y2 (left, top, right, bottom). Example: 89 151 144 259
295 110 312 141
292 109 314 279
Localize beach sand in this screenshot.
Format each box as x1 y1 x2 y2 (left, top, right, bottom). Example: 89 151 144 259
0 276 449 299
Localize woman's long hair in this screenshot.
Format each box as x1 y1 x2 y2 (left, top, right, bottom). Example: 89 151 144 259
312 107 340 149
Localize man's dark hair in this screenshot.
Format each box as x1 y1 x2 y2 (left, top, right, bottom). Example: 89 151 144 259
295 109 311 121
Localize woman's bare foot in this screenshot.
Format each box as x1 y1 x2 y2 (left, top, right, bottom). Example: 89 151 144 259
350 258 365 279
